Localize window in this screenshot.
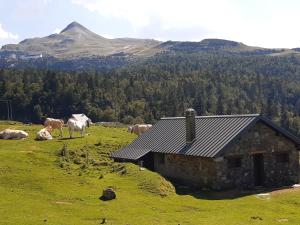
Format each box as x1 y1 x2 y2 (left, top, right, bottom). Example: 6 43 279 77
276 153 289 163
227 157 242 169
158 154 165 164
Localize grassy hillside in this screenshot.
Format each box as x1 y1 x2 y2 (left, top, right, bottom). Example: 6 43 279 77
0 122 300 225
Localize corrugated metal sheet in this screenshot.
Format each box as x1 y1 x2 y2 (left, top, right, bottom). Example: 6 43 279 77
111 114 300 160
111 148 151 160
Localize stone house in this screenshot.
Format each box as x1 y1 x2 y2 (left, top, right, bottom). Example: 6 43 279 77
111 109 300 190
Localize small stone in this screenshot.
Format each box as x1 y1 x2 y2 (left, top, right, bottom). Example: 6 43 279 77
100 188 116 201
100 218 106 224
251 216 263 220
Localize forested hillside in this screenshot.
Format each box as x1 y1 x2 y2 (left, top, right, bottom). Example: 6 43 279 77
0 52 300 134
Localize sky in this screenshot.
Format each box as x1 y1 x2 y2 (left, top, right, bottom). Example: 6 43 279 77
0 0 300 48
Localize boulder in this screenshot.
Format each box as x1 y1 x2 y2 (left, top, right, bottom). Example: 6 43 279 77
100 188 116 201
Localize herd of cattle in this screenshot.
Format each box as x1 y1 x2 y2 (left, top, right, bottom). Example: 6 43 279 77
0 114 92 140
0 114 152 140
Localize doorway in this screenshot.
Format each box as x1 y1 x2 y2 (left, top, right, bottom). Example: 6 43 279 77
253 154 264 186
139 152 154 171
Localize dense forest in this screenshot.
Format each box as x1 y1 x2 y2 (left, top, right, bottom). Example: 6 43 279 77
0 52 300 135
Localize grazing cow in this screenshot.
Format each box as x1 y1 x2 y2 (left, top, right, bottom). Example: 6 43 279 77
36 126 53 141
130 124 152 136
44 118 64 138
127 126 133 133
67 117 91 138
0 129 28 139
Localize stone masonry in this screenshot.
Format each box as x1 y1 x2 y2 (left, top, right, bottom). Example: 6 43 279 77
153 121 299 190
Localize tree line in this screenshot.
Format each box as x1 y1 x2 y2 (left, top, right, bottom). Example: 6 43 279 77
0 52 299 135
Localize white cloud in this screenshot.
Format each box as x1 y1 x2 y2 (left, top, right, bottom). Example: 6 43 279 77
101 34 114 39
0 24 19 41
54 28 62 34
72 0 241 40
71 0 300 48
72 0 240 31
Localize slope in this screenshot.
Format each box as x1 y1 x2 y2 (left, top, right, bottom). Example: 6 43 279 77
0 122 300 225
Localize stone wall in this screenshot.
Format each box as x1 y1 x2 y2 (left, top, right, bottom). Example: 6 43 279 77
153 153 217 188
152 121 299 190
215 121 300 189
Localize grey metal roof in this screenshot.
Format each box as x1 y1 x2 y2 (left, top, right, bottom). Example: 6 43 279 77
111 114 300 160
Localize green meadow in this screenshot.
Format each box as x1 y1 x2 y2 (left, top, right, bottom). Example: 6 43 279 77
0 121 300 225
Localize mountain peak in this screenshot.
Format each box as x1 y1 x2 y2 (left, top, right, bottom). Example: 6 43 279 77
60 21 91 34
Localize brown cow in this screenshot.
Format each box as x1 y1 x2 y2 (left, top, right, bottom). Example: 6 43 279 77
44 118 64 138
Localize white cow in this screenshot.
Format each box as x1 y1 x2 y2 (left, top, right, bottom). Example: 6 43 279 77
130 124 152 136
36 126 53 141
67 117 91 138
0 129 28 140
128 125 133 132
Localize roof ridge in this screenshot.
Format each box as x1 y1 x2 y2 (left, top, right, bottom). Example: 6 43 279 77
161 114 260 120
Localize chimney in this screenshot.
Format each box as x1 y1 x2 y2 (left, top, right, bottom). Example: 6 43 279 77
185 108 196 144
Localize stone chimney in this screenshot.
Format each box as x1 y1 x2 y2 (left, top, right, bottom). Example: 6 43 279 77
185 108 196 144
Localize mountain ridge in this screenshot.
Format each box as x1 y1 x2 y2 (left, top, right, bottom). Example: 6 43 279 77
1 21 300 71
0 21 161 59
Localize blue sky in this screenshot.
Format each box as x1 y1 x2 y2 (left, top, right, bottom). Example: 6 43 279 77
0 0 299 48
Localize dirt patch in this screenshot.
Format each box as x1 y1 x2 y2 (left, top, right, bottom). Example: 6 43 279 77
276 218 289 222
254 186 300 199
255 193 271 200
53 201 73 205
270 187 300 196
19 151 33 153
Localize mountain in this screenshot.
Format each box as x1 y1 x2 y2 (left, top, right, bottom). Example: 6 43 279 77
1 21 300 71
1 21 161 59
158 39 285 56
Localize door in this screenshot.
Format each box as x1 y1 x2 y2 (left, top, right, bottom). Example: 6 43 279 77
140 152 154 171
253 154 264 186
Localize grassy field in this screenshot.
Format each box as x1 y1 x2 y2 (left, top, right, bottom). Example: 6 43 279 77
0 121 300 225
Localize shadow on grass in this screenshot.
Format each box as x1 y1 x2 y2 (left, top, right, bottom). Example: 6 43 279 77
172 181 292 200
58 137 84 141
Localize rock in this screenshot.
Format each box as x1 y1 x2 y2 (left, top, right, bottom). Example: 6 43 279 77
100 188 116 201
100 218 106 224
251 216 263 220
